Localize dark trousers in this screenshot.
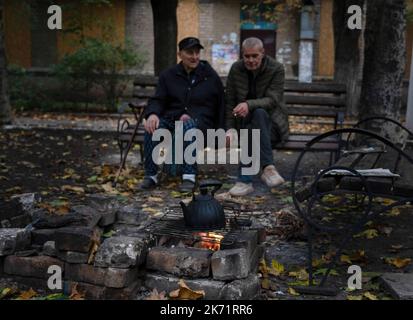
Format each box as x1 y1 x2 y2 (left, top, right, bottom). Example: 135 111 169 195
239 108 274 183
144 118 198 177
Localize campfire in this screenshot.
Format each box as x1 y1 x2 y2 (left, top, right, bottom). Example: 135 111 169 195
193 232 224 251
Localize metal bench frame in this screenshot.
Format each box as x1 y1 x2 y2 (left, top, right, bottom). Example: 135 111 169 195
291 125 413 292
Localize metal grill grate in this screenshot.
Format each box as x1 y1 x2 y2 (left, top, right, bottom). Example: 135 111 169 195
145 205 255 246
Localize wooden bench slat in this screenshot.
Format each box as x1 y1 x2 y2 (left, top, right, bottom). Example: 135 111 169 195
285 95 346 107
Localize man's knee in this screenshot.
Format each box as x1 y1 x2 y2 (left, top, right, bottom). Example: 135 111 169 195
182 118 198 131
251 108 270 123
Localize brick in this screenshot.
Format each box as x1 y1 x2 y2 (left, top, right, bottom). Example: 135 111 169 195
0 228 31 256
43 241 57 257
211 248 249 280
94 236 149 268
221 274 260 300
31 229 56 246
380 273 413 300
116 205 149 225
55 227 100 253
64 263 138 288
105 280 141 299
4 255 64 279
144 273 225 300
146 247 212 278
221 230 258 259
0 257 4 275
57 250 89 264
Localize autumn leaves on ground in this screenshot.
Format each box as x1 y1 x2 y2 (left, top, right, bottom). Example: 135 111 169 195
1 123 413 300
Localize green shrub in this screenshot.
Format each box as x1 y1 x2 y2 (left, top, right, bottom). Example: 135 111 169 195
54 38 146 111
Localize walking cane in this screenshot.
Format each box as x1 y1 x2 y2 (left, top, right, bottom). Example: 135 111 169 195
113 103 145 187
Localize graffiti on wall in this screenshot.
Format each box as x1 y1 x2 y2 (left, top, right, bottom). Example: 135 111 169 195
211 32 239 75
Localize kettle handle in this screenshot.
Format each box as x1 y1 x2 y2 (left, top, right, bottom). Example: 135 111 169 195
199 180 222 196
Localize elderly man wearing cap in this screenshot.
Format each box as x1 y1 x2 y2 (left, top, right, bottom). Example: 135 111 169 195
225 37 289 196
141 37 225 192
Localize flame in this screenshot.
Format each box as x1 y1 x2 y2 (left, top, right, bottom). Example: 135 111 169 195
193 232 224 251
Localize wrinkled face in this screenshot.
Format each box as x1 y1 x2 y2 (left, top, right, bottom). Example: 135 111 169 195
178 47 201 72
242 45 264 71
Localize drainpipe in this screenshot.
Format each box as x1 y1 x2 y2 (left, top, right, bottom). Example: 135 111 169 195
298 1 315 83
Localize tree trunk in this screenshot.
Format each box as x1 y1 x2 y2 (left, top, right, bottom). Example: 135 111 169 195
333 0 364 117
0 0 12 125
359 0 406 140
151 0 178 75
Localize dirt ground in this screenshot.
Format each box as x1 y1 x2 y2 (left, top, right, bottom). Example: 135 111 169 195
1 114 413 300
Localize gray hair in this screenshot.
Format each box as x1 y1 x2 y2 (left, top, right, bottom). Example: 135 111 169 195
242 37 264 50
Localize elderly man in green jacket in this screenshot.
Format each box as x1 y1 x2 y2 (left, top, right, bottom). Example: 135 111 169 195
226 37 289 196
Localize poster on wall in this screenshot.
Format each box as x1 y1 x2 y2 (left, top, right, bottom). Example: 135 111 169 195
211 44 239 75
298 41 313 83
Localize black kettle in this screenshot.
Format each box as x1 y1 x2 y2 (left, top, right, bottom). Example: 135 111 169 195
180 180 226 229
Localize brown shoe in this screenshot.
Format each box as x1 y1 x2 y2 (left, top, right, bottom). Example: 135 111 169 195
229 182 254 196
261 165 285 188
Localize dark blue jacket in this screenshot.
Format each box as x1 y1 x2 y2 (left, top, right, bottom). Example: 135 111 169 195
143 61 225 131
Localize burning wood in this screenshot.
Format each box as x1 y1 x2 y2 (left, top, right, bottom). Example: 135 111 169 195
193 232 224 251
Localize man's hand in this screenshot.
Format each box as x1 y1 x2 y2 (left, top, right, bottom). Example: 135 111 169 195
232 102 249 118
179 114 191 122
144 114 160 134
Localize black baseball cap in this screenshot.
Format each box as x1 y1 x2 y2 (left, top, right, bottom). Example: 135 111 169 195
178 37 204 51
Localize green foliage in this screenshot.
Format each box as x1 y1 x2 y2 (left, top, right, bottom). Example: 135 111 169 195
7 65 54 111
54 37 146 111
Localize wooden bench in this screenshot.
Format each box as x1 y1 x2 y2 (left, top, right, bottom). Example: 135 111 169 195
116 75 347 168
290 122 413 293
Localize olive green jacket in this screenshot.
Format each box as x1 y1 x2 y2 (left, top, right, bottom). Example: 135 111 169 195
225 56 289 144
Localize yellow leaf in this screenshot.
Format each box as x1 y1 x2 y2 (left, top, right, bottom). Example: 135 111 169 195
288 268 309 281
261 278 270 290
340 255 352 264
363 292 378 300
384 257 411 268
354 229 379 239
347 295 363 300
169 279 205 300
269 259 285 276
18 288 37 300
148 196 164 203
0 288 15 300
61 185 85 194
101 182 119 195
388 208 400 216
288 287 300 296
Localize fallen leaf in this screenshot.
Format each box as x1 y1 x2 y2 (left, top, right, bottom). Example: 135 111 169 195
288 287 300 296
0 288 16 300
261 278 270 290
340 255 352 264
288 268 309 281
69 283 85 300
88 241 99 264
169 279 205 300
314 268 339 276
268 259 285 276
354 229 379 239
347 295 363 300
363 292 378 300
388 208 400 216
148 196 164 203
383 257 411 268
18 288 37 300
61 185 85 194
146 289 167 300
